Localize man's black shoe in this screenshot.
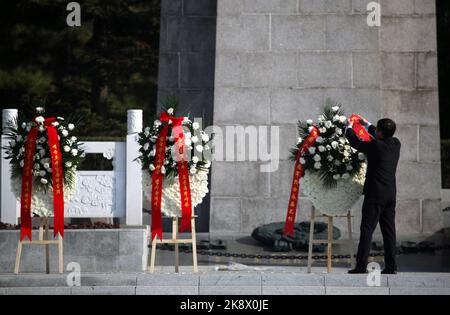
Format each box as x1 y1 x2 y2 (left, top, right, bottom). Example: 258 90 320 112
381 269 397 274
348 268 368 274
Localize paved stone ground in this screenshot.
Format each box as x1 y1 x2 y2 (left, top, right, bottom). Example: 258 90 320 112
1 267 450 295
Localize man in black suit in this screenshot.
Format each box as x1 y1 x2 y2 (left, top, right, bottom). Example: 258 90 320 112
345 118 401 274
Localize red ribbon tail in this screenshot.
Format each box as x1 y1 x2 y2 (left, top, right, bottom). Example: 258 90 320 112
151 209 163 241
20 224 32 241
47 124 65 239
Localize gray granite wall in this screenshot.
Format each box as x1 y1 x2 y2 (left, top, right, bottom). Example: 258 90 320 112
157 0 217 232
210 0 442 239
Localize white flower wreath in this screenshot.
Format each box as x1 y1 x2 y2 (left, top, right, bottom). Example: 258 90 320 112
3 107 85 216
138 106 211 217
292 100 368 215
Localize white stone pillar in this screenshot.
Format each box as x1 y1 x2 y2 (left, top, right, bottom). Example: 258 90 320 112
125 109 143 225
1 109 19 224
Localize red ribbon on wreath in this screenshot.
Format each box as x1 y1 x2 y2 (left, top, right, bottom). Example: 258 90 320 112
151 112 193 241
20 117 65 241
349 113 373 142
283 127 319 237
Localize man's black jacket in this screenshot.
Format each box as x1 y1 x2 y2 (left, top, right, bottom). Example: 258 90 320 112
346 125 401 202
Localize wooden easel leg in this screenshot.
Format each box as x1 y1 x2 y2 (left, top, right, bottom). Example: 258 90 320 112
347 211 355 269
14 240 23 274
58 234 63 274
307 206 315 273
149 235 157 274
327 216 333 273
191 216 198 273
173 217 179 273
44 218 50 274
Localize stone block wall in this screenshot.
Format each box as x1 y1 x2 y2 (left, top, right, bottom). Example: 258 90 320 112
157 0 218 232
211 0 442 239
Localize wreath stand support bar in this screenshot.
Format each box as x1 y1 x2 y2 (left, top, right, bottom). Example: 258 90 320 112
14 217 63 274
306 207 355 273
149 215 198 274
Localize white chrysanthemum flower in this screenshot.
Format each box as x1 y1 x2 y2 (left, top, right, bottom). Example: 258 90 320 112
300 157 306 165
339 116 347 123
201 134 210 142
65 161 72 168
314 162 321 169
190 167 196 174
324 121 332 128
196 145 203 152
63 145 70 152
185 132 191 139
346 165 353 171
308 126 314 132
308 147 316 154
342 173 350 179
335 128 343 135
332 106 340 112
313 154 321 162
358 152 366 160
20 160 24 167
71 136 77 142
316 136 324 143
143 143 150 151
167 108 174 115
185 138 192 146
331 141 338 149
149 164 156 171
26 125 31 132
191 135 199 143
38 170 46 177
21 122 27 129
319 127 326 133
35 116 45 124
333 174 340 180
318 145 325 152
71 149 78 156
192 122 200 130
204 161 211 168
318 115 325 122
327 155 334 162
40 178 48 185
68 123 75 131
332 115 340 122
39 125 45 132
149 149 156 157
16 135 23 142
161 166 166 174
192 156 199 164
306 119 313 125
52 121 59 127
154 120 162 127
297 137 303 144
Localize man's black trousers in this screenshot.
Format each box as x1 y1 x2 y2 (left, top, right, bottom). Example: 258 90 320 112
356 197 397 271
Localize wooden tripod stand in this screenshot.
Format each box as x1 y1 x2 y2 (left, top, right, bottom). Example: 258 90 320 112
149 215 198 273
14 217 63 274
307 207 356 273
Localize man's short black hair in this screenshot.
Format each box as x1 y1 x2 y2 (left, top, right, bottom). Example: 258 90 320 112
377 118 396 138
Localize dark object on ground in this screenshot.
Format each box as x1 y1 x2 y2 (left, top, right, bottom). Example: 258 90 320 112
372 241 384 251
0 222 19 230
401 241 419 254
348 268 368 274
251 221 341 252
381 269 397 274
153 239 227 251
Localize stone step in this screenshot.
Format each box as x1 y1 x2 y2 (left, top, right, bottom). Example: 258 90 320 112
1 271 450 295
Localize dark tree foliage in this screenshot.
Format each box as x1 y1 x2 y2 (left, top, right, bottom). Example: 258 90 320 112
0 0 160 139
